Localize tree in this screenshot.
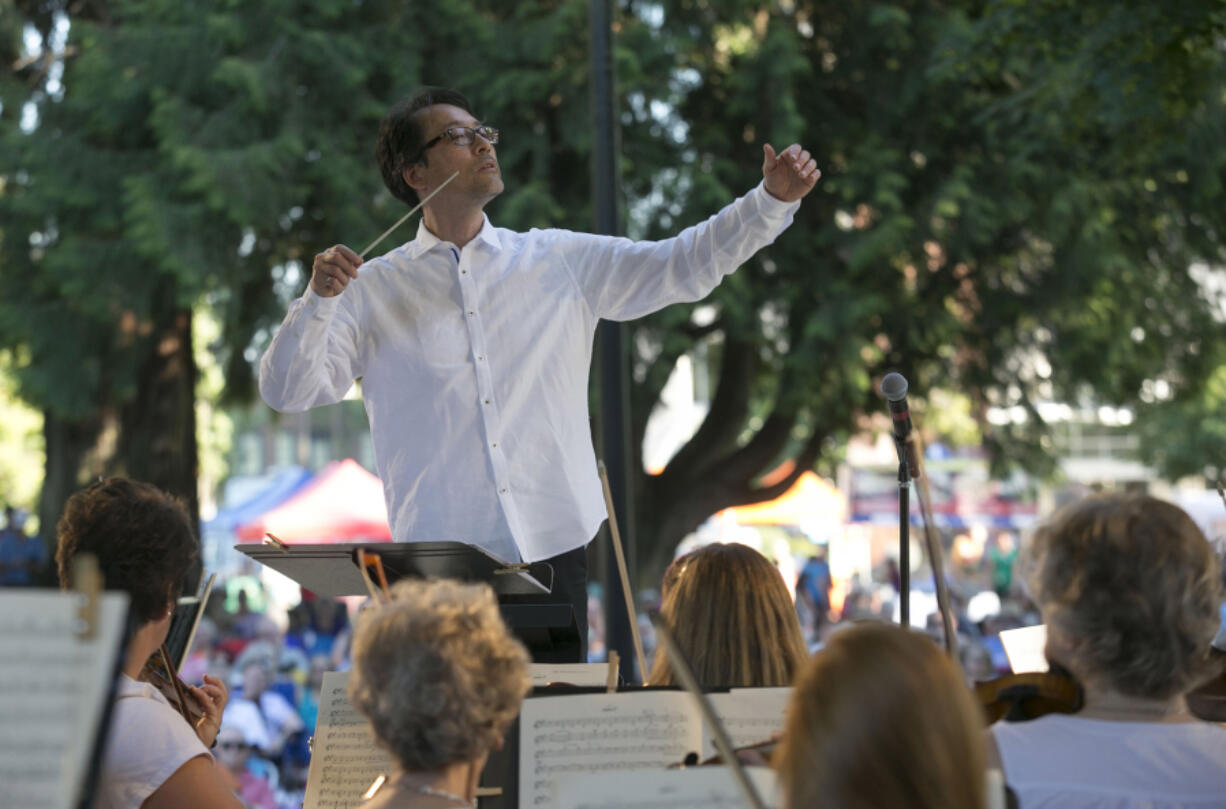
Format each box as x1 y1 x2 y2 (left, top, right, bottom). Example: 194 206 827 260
0 0 679 543
621 0 1226 580
3 0 1224 593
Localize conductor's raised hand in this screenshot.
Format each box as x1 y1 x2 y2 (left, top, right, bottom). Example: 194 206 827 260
311 244 362 297
762 143 821 203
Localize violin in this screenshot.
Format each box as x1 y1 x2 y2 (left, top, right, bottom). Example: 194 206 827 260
140 643 207 729
974 669 1083 724
976 652 1226 724
683 735 781 768
1185 651 1226 723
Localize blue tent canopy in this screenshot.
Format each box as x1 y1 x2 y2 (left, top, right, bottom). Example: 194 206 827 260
205 466 314 533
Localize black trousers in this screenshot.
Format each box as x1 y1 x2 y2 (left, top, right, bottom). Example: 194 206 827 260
544 543 588 658
504 543 588 661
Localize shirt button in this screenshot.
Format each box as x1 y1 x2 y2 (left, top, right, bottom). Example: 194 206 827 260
492 442 498 448
499 488 507 494
484 399 490 404
461 270 467 274
477 355 484 361
468 311 474 316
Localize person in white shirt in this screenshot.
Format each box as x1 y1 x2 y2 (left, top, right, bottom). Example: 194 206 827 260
221 659 304 760
989 494 1226 809
55 478 241 809
259 86 821 652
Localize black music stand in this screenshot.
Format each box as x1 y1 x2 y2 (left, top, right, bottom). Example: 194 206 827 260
235 541 582 663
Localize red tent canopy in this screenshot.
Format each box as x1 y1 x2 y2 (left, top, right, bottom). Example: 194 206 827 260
234 459 392 544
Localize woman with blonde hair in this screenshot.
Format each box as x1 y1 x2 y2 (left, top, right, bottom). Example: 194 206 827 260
347 578 532 809
776 621 987 809
647 542 807 688
990 494 1226 807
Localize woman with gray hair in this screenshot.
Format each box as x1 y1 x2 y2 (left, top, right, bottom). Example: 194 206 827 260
347 578 532 809
990 494 1226 808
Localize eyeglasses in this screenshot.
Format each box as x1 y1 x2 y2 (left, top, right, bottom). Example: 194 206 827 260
412 125 499 162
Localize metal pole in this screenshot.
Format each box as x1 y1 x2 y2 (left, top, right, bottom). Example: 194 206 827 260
898 461 910 628
590 0 636 684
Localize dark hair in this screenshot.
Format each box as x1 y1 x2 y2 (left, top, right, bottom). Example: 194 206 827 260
55 478 199 625
376 86 476 206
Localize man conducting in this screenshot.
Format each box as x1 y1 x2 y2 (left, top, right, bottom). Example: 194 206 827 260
259 87 820 654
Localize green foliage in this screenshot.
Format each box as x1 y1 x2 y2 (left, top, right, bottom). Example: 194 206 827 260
2 0 1225 576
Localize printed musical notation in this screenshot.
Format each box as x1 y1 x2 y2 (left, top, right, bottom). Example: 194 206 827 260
700 688 792 759
519 692 703 809
0 590 128 809
555 765 781 809
301 671 393 809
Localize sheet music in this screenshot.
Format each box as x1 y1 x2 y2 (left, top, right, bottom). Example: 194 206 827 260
302 671 393 809
0 590 128 809
557 766 780 809
999 624 1048 673
520 691 701 809
701 687 793 759
531 663 608 687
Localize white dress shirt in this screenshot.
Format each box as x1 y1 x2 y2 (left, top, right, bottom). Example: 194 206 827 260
259 182 799 562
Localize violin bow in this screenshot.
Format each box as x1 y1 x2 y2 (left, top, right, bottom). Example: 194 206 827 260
598 461 648 682
649 611 770 809
908 431 961 668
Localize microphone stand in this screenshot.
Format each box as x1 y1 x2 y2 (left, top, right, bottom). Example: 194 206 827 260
895 435 913 628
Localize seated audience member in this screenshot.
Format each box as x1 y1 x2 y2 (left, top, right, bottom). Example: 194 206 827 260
298 653 331 734
990 494 1226 807
648 542 808 688
777 621 987 809
222 659 304 761
0 505 47 585
213 725 278 809
55 478 241 809
348 579 532 809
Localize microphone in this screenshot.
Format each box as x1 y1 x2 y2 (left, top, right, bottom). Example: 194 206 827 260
879 372 913 442
879 372 919 478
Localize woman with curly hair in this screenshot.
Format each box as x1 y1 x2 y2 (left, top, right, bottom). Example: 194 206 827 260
647 542 807 688
347 578 532 809
990 494 1226 807
56 478 240 809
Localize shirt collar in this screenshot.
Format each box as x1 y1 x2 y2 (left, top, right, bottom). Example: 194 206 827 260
404 213 501 260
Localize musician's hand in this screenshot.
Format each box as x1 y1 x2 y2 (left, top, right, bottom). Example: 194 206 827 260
762 143 820 203
189 674 228 747
311 244 362 297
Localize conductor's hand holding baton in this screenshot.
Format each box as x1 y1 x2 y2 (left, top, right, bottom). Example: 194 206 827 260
311 244 363 297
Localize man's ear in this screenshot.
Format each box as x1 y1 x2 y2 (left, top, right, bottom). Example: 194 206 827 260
403 162 426 193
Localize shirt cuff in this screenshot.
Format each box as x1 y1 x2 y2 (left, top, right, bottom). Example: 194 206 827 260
754 180 803 217
301 284 342 313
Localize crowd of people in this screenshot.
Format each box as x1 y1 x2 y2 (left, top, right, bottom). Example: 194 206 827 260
19 471 1222 808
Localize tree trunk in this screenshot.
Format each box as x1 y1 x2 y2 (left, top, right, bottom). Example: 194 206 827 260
40 298 201 588
116 301 201 586
39 410 107 574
